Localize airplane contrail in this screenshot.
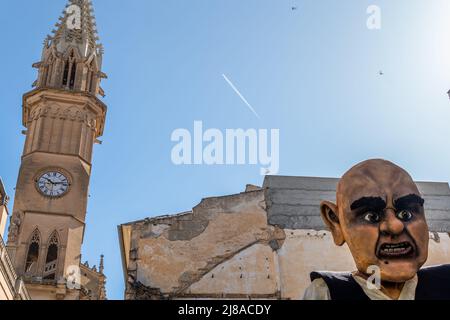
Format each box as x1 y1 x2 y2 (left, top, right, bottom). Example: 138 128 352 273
222 74 260 119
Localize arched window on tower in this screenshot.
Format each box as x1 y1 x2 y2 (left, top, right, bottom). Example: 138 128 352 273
69 59 77 89
43 232 59 280
62 50 77 89
62 61 70 86
25 229 40 275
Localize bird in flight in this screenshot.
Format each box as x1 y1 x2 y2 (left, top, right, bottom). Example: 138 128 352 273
379 71 384 76
292 6 298 10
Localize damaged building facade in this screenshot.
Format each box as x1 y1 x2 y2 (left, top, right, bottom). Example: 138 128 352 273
118 176 450 300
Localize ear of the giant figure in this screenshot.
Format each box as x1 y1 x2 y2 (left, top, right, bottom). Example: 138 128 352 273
320 201 345 246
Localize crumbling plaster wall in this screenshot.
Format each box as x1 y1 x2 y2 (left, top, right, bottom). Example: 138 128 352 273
124 187 450 300
126 190 285 299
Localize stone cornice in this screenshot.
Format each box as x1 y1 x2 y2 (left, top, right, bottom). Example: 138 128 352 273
21 151 93 168
22 88 107 137
21 210 87 227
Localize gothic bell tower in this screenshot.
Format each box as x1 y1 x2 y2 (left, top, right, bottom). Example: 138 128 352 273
7 0 107 300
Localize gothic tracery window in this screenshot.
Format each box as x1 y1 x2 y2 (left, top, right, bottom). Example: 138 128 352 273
69 60 77 89
62 50 77 89
62 61 70 86
25 229 40 274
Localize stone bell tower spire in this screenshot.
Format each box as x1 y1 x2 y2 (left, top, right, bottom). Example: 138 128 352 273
34 0 106 97
7 0 107 300
52 0 100 55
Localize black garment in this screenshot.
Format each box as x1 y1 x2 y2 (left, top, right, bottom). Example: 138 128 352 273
310 264 450 300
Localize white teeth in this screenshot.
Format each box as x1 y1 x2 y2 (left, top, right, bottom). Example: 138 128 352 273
379 243 413 257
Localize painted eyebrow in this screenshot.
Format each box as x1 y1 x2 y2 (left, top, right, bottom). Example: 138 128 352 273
350 197 387 211
394 194 425 208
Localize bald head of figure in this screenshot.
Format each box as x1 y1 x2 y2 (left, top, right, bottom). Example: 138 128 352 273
336 159 420 211
321 159 429 282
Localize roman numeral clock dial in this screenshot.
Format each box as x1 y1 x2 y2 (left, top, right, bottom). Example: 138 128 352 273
36 171 71 198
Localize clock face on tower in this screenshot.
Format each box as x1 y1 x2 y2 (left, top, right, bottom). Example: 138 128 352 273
36 171 71 198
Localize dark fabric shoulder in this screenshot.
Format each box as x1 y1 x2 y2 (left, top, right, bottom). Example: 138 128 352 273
310 271 369 301
416 264 450 300
418 264 450 278
311 265 450 300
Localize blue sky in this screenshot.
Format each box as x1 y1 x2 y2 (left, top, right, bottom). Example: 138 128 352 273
2 0 450 300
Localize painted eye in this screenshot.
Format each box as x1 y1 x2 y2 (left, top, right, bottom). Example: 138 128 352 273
397 210 413 221
364 212 381 223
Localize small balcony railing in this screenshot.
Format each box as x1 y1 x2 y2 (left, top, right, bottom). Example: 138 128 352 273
43 260 57 278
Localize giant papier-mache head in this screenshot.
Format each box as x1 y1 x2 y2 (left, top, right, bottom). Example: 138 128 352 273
320 159 429 282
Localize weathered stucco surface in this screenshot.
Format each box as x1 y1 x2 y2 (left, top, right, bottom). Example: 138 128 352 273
187 244 279 297
119 178 450 300
277 229 356 299
123 189 285 299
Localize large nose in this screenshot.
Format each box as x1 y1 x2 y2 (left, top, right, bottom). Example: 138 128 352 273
379 209 404 236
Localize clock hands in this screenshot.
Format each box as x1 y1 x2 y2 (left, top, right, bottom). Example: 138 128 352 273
43 177 67 185
53 181 68 185
42 178 67 197
43 177 55 185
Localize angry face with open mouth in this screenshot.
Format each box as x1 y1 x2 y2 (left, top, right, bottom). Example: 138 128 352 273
321 159 429 283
